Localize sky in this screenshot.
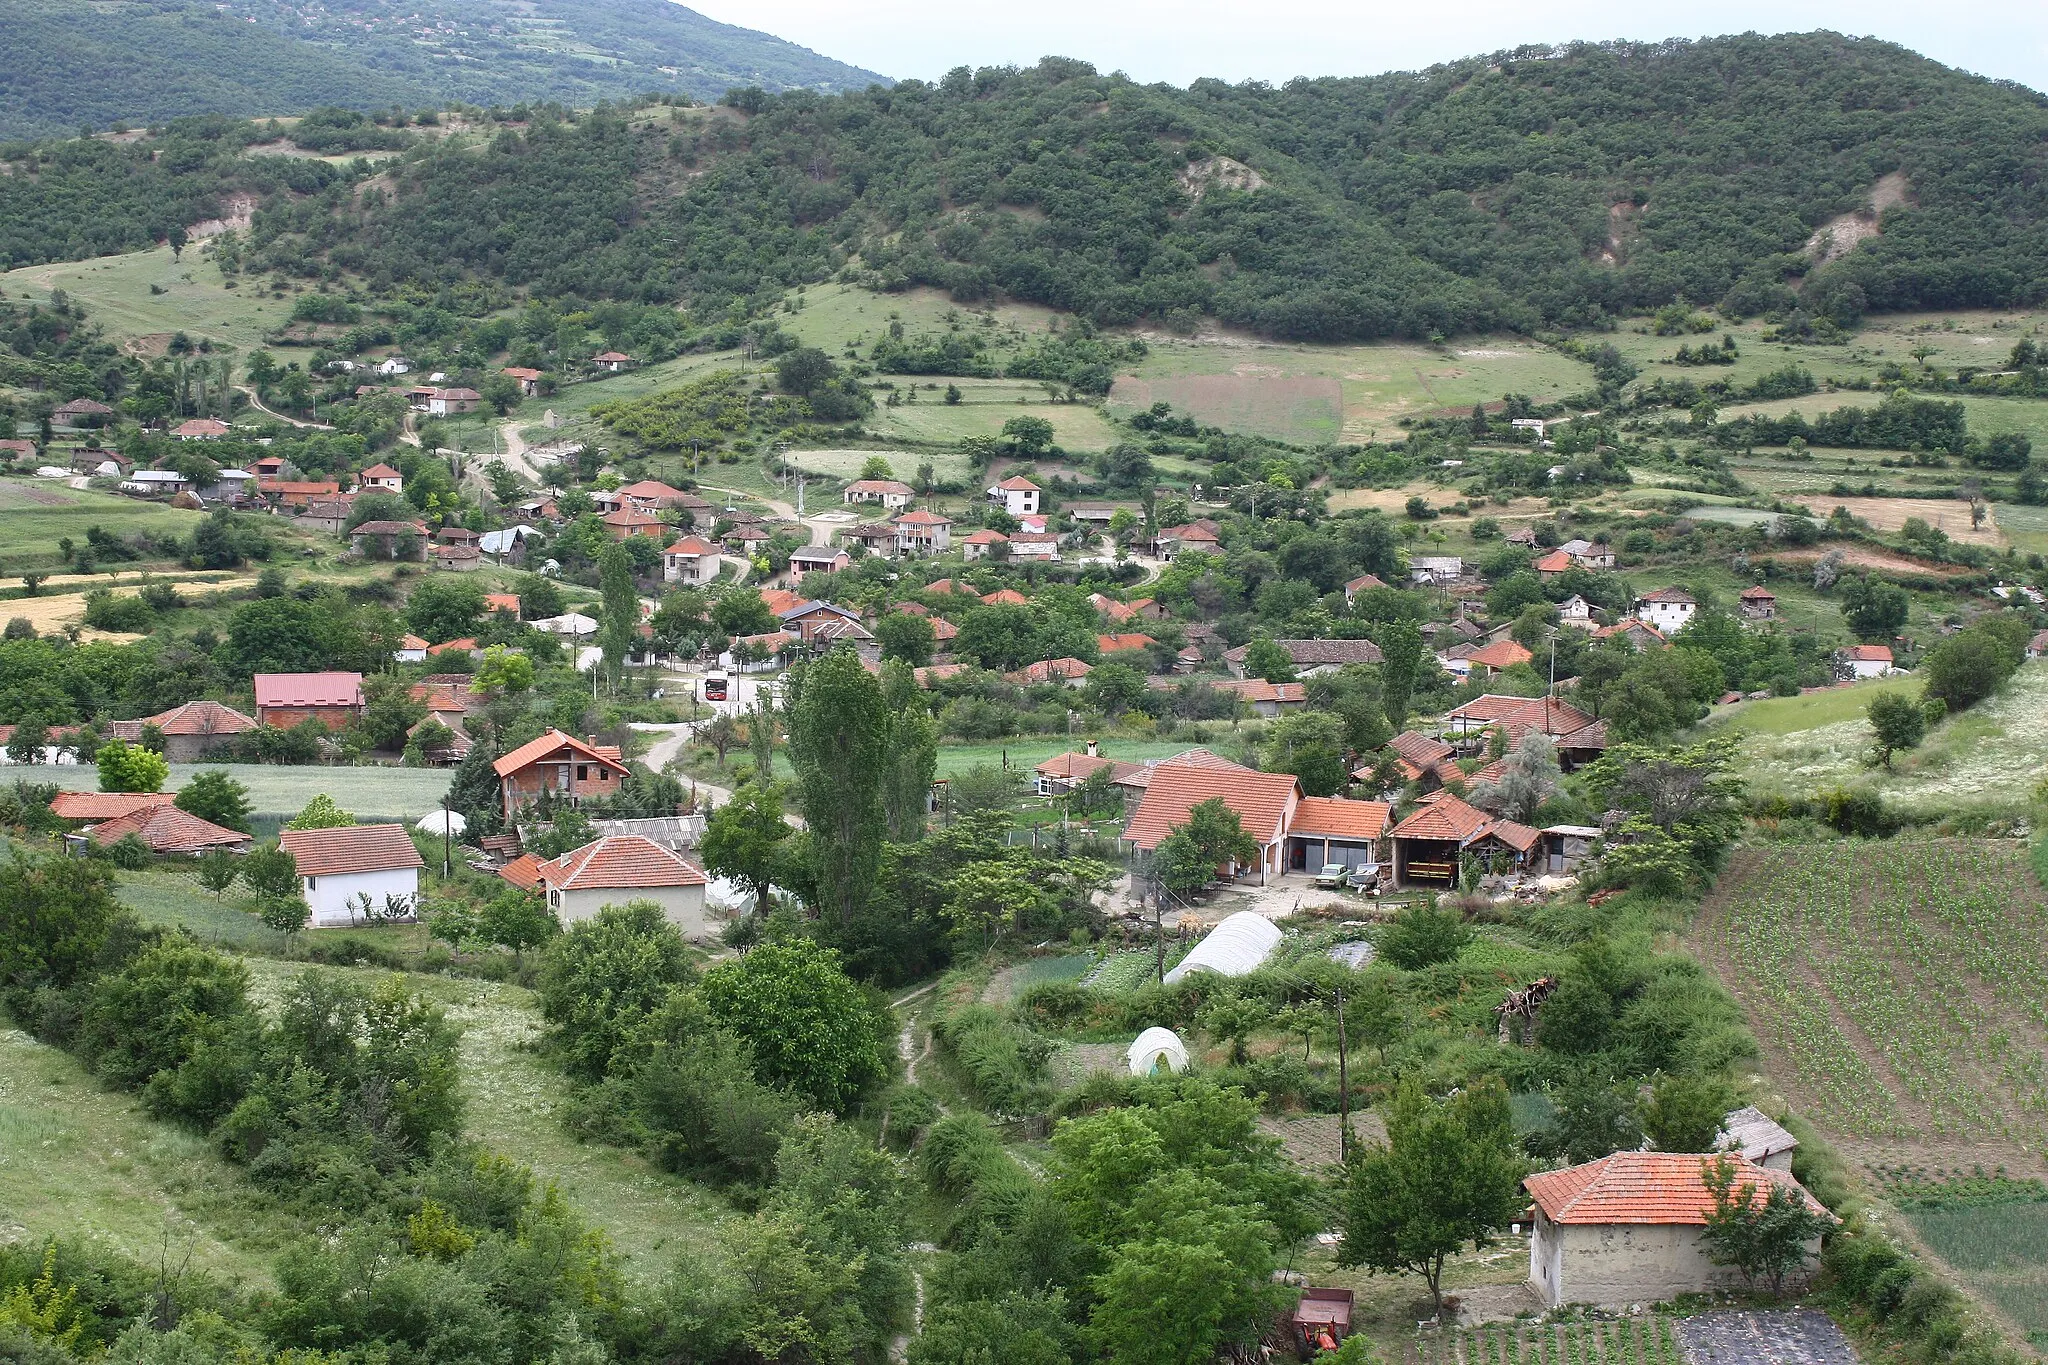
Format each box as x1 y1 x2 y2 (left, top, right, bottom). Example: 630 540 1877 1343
688 0 2048 95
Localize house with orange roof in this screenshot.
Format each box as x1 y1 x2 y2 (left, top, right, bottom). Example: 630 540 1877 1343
1097 632 1158 658
1837 643 1895 679
790 545 851 577
1032 743 1143 796
492 729 630 819
892 508 953 555
986 473 1041 516
1738 585 1778 620
980 587 1030 607
358 462 404 493
502 366 543 396
1124 763 1302 884
1151 521 1222 560
484 592 521 616
837 521 899 556
1342 573 1387 605
1464 637 1534 677
434 543 483 572
844 479 916 510
1525 1150 1831 1308
661 535 722 586
615 480 709 516
1592 619 1668 651
1533 548 1575 580
172 418 230 440
280 824 425 928
1286 796 1392 872
533 835 710 935
395 634 431 664
592 351 637 372
960 528 1007 561
602 507 666 542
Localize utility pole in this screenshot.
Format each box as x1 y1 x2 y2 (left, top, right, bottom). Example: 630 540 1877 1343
1153 867 1166 986
1335 985 1352 1160
439 798 452 879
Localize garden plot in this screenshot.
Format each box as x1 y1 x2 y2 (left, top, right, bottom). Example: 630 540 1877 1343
1674 1309 1860 1365
1700 841 2048 1161
1877 1168 2048 1339
1416 1313 1687 1365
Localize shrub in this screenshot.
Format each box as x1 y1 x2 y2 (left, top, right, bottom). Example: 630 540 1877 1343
930 1002 1054 1114
1379 902 1471 970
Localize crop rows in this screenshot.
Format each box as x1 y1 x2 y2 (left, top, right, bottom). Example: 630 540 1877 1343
1708 842 2048 1146
1414 1317 1682 1365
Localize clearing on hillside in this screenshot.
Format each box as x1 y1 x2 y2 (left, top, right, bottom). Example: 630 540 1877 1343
1109 373 1344 446
1700 840 2048 1166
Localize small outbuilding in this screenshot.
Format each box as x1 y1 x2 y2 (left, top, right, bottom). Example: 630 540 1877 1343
1162 911 1282 985
1525 1150 1832 1309
1717 1106 1799 1171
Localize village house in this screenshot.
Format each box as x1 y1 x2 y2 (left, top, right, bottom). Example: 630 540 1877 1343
1462 637 1534 679
422 387 482 417
71 449 131 479
1065 500 1131 528
1198 677 1308 718
1718 1106 1799 1171
1151 521 1222 560
1286 796 1392 874
259 478 343 510
395 634 430 664
844 479 917 510
1558 595 1596 629
1634 587 1698 632
837 521 898 557
0 438 40 463
434 544 483 572
120 470 191 497
892 509 953 555
1526 1151 1830 1309
532 835 712 934
1360 731 1464 792
172 418 229 440
1124 764 1303 885
789 545 850 578
375 356 412 377
254 672 364 730
987 474 1042 516
662 535 723 585
501 366 542 397
125 700 255 762
809 616 880 662
602 507 667 541
614 480 710 519
777 599 863 645
280 824 425 929
1097 632 1158 660
960 529 1007 560
83 804 248 857
493 730 631 819
1224 638 1385 678
1533 549 1574 581
1558 538 1615 570
1032 743 1142 797
1837 644 1895 679
1385 793 1541 886
297 496 354 536
591 351 637 372
1006 657 1093 688
350 519 427 559
50 792 171 823
1738 585 1778 620
1343 573 1387 605
53 398 115 427
358 462 404 494
1593 619 1669 651
1006 531 1062 561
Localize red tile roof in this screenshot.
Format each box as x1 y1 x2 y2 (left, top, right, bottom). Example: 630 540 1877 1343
1289 797 1392 841
1388 793 1493 843
496 852 545 891
1115 748 1253 790
1007 658 1093 684
601 508 664 530
1525 1151 1830 1227
1124 764 1299 851
1475 818 1541 853
279 823 425 877
994 475 1040 491
253 672 363 709
847 479 915 496
484 593 521 614
1097 633 1158 654
50 791 174 822
88 804 246 854
893 509 953 525
536 835 706 891
1639 586 1697 604
1739 585 1778 600
1345 573 1387 593
1389 731 1455 766
1444 694 1595 735
359 462 403 480
1035 751 1133 781
981 588 1030 606
492 729 630 779
1843 644 1893 662
961 529 1008 545
1468 638 1534 669
1534 549 1574 573
142 700 256 737
663 536 718 556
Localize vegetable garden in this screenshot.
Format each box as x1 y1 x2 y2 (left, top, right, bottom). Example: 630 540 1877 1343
1415 1316 1685 1365
1702 841 2048 1149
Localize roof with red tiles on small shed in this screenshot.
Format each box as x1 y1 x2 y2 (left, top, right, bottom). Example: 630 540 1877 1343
1525 1150 1831 1226
496 852 545 891
536 835 707 891
142 700 256 737
1842 644 1894 662
50 791 174 822
1288 797 1392 841
1388 793 1493 843
1124 764 1300 851
254 672 364 709
1473 817 1541 853
279 823 425 877
1739 585 1778 600
493 729 632 779
87 804 247 854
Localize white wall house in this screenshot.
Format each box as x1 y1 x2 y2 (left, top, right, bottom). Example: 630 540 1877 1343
1634 587 1697 633
280 824 425 929
534 836 712 938
987 475 1041 516
662 535 723 585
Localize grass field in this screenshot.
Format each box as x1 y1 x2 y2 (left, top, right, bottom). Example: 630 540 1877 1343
1906 1198 2048 1338
1 244 288 356
1701 839 2048 1152
41 763 453 820
1708 663 2048 816
1718 390 2048 450
0 477 209 574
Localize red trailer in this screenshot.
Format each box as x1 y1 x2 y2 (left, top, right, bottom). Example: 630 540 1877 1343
1290 1287 1354 1358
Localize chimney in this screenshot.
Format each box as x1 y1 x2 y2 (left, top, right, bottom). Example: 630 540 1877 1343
1085 739 1099 758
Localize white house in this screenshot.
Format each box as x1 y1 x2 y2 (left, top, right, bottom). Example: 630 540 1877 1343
1634 587 1697 633
375 356 413 377
843 479 916 510
394 633 430 664
1838 644 1895 679
1006 531 1061 561
1409 556 1463 585
661 535 723 585
987 474 1041 516
358 462 404 494
892 509 953 555
120 470 190 496
280 824 425 929
1558 594 1596 629
534 835 712 937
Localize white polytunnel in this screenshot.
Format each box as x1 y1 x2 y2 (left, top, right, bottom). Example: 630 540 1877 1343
1162 911 1282 985
1127 1027 1190 1076
415 809 467 836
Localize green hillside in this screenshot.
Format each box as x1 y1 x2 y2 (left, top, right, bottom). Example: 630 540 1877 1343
0 0 888 140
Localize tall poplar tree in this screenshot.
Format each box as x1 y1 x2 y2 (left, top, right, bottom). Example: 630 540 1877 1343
785 646 890 927
597 542 637 681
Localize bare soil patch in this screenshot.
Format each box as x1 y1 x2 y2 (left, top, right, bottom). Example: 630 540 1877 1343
1762 544 1977 577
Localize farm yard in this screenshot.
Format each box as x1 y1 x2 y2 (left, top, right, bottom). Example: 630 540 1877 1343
1700 841 2048 1157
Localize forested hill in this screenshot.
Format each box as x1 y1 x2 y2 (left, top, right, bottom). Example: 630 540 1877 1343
0 0 888 139
8 33 2048 343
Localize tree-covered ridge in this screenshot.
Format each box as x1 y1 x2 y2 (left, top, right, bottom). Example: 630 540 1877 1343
0 0 887 140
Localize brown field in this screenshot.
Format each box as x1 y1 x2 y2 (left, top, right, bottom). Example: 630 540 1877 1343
0 575 259 634
1109 373 1344 446
1762 544 1977 577
1776 493 2007 546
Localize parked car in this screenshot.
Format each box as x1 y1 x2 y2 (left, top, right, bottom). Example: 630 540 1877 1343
1313 863 1350 889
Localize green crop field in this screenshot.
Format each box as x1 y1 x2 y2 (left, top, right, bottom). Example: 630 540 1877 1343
0 477 208 572
1702 840 2048 1150
41 763 452 819
1708 663 2048 817
1417 1315 1686 1365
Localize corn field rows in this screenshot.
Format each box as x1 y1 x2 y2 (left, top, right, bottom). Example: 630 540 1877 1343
1709 842 2048 1146
1411 1317 1684 1365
